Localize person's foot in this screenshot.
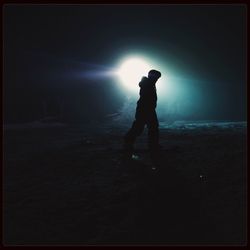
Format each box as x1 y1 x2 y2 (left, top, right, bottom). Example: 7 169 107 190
122 143 134 161
121 153 132 162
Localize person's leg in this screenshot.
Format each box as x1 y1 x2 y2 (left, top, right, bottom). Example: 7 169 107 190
122 120 145 160
147 110 160 152
124 119 145 148
124 107 146 146
122 108 146 160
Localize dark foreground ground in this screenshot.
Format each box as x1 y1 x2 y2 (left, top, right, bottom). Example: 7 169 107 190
4 121 247 245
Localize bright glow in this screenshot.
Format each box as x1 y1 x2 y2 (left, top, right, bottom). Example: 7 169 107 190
117 57 152 92
113 52 203 122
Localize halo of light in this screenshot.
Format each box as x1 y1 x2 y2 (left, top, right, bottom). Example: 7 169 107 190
117 57 152 92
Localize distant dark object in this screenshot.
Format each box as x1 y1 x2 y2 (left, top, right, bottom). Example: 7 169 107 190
123 70 162 160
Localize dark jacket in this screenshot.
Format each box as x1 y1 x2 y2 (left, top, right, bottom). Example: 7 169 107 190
137 76 157 111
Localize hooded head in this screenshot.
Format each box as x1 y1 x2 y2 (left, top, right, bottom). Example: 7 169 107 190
148 69 161 80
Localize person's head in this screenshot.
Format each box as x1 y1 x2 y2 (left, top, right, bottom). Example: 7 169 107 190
148 69 161 80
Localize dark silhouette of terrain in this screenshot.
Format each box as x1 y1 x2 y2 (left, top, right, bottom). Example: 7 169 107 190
4 121 246 245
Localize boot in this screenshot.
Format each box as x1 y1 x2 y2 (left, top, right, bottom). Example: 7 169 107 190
122 142 134 161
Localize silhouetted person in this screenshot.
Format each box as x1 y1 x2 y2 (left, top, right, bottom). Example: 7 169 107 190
123 69 162 159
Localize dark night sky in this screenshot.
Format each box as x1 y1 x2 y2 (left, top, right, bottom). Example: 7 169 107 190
4 4 247 123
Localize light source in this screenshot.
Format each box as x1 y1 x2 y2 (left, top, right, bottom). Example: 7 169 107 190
116 57 152 92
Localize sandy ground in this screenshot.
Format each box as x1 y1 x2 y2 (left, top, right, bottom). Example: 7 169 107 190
3 121 247 245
